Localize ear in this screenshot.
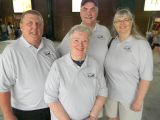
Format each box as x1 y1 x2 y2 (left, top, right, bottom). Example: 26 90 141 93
20 23 23 31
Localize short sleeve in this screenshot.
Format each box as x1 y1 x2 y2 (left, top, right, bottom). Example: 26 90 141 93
44 61 60 104
138 40 153 81
0 47 16 92
97 66 108 97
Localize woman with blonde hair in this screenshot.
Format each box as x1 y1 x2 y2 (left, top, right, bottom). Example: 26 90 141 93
104 8 153 120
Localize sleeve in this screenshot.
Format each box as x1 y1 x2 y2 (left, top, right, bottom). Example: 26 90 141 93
56 33 70 57
138 40 153 81
97 65 108 97
0 47 16 92
44 62 60 104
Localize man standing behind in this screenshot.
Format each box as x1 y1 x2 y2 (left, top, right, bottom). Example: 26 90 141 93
57 0 111 71
0 10 57 120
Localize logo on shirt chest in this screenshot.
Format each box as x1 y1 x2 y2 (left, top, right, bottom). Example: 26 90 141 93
87 73 96 78
123 45 132 52
44 50 56 60
97 35 105 40
44 51 51 56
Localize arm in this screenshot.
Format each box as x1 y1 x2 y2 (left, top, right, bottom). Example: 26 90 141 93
131 80 150 112
0 92 17 120
89 96 106 120
48 102 70 120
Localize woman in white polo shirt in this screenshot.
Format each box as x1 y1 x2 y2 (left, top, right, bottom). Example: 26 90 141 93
45 25 107 120
104 9 153 120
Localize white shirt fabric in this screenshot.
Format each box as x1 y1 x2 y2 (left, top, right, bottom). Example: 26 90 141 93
44 53 108 120
105 36 153 104
0 36 57 110
57 23 111 70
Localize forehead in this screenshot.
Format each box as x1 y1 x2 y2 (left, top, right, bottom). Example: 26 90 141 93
72 31 88 36
22 14 42 22
115 14 130 20
71 31 89 40
81 2 97 8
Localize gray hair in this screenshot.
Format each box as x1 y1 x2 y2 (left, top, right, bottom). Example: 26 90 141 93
20 10 44 24
112 8 145 40
68 24 92 41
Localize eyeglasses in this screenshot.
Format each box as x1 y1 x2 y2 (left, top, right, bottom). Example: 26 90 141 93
114 19 132 24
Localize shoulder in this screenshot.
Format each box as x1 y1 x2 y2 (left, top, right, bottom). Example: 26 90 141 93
96 23 110 32
3 40 20 53
87 55 99 67
51 54 68 68
131 37 151 53
42 37 56 49
42 37 53 44
55 54 68 63
134 38 150 48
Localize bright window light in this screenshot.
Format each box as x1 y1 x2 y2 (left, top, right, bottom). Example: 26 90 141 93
13 0 32 13
144 0 160 11
72 0 82 12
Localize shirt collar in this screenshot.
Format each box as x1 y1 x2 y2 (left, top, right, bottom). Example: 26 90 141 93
80 22 98 32
67 53 88 69
20 35 44 49
116 35 133 43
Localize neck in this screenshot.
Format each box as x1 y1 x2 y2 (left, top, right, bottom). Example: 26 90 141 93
83 22 96 30
71 54 85 61
119 33 130 42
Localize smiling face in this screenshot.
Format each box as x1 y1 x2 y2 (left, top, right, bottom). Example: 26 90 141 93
20 13 44 47
113 15 133 36
70 31 89 61
80 2 98 28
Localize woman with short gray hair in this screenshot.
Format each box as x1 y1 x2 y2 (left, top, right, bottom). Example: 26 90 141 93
45 25 107 120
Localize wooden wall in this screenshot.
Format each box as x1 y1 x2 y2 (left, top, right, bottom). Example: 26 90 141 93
135 0 160 35
0 0 160 41
53 0 116 41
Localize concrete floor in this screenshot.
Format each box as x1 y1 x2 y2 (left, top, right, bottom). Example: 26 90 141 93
142 52 160 120
0 41 160 120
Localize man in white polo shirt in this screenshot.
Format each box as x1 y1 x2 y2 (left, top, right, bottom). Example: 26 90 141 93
0 10 57 120
57 0 111 72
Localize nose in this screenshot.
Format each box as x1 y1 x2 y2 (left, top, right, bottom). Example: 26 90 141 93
86 10 92 15
32 23 38 29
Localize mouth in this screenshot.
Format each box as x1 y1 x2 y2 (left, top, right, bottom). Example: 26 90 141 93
85 16 93 20
30 32 38 36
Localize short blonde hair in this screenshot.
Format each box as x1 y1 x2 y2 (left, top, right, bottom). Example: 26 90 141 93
20 10 44 24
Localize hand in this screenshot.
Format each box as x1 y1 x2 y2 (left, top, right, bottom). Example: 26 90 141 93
87 115 97 120
131 99 143 112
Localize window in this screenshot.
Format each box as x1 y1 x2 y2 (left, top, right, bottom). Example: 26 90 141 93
72 0 82 12
13 0 32 13
144 0 160 11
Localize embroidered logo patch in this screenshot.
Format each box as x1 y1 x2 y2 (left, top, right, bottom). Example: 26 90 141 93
97 35 105 40
87 73 95 77
123 45 132 52
44 51 51 56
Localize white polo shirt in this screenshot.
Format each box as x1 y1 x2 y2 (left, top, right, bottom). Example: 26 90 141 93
0 36 57 110
57 23 111 70
44 54 107 120
105 36 153 104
